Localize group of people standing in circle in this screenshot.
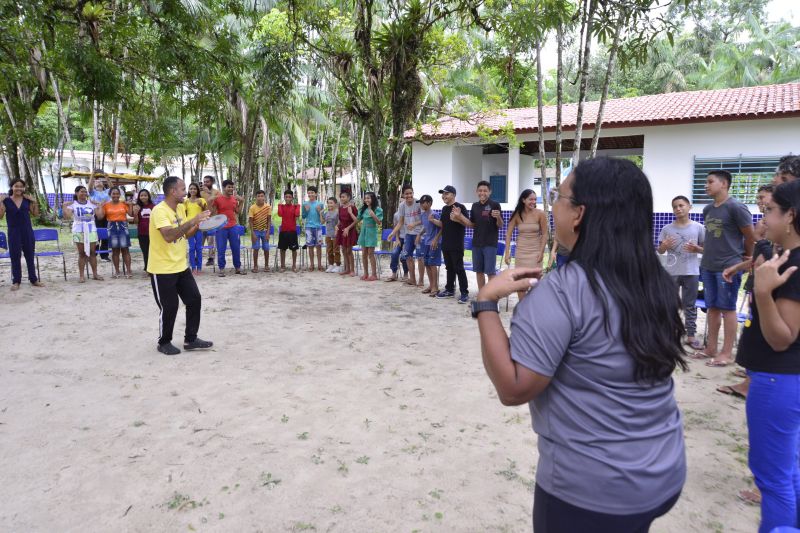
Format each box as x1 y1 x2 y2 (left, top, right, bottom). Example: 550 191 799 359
472 155 800 533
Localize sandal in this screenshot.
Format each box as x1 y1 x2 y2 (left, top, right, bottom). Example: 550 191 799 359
385 276 397 282
716 385 746 400
125 274 133 279
421 288 432 294
251 268 259 273
235 270 247 275
31 281 45 287
738 489 761 505
733 368 748 379
367 275 378 281
93 276 104 281
686 339 704 350
689 351 715 360
11 284 20 291
78 278 86 284
706 358 733 368
218 272 226 277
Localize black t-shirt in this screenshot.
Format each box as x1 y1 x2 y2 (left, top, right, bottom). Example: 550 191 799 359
744 240 775 293
440 202 467 251
469 200 502 248
737 247 800 373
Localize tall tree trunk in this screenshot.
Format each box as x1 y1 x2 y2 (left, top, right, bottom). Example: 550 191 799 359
50 76 77 167
590 11 624 158
92 100 101 171
554 24 565 186
572 0 598 166
535 40 550 224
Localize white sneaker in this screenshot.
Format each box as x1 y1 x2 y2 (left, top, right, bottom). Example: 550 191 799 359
334 266 343 273
325 266 333 273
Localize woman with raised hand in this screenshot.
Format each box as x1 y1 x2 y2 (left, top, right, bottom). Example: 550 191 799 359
474 157 686 532
504 189 548 302
0 178 44 290
63 185 104 283
736 179 800 533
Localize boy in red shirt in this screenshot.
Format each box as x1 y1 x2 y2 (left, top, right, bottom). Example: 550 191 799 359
277 190 301 272
211 179 245 276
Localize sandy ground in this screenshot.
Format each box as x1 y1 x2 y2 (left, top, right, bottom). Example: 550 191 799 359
0 246 760 532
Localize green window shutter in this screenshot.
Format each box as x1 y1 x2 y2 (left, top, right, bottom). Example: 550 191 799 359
693 156 781 205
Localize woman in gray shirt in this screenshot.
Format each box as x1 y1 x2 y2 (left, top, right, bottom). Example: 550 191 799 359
474 157 687 532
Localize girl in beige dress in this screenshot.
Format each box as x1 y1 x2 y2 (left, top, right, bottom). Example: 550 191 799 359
504 189 549 301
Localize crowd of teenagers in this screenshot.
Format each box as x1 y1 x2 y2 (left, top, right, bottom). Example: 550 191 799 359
474 155 800 532
4 154 800 532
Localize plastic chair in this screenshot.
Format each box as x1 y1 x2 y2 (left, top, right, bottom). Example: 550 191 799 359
374 229 395 276
0 232 10 281
463 236 473 271
33 229 68 281
233 224 250 270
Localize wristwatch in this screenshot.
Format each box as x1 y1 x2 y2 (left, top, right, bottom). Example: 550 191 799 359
471 300 499 318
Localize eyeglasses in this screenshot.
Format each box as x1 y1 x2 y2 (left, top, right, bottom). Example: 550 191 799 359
548 188 575 204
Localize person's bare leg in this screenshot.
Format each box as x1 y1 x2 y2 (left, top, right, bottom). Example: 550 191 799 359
263 250 270 271
252 249 260 272
280 249 286 271
428 265 439 294
703 309 722 356
89 244 102 279
369 250 377 278
406 256 416 285
476 272 486 290
112 248 121 276
123 249 132 276
316 247 322 271
718 310 738 362
77 244 87 282
361 248 369 278
309 248 315 271
291 250 298 272
416 258 425 286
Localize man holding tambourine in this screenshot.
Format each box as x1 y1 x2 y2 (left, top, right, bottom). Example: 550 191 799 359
147 175 215 356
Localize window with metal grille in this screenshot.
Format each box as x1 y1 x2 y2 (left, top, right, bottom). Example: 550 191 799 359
693 156 781 204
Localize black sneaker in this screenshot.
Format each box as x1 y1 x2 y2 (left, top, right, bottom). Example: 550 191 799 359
184 338 213 351
435 290 455 299
206 258 214 266
157 343 181 356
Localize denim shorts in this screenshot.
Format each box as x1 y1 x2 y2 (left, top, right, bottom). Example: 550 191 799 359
700 268 742 311
403 234 418 256
472 245 497 274
306 227 322 246
422 244 443 267
252 230 269 251
108 221 130 249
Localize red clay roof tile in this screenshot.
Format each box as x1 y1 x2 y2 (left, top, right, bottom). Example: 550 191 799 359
405 82 800 140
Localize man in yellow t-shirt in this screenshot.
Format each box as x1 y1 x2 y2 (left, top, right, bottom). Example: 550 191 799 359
248 190 272 272
149 176 212 356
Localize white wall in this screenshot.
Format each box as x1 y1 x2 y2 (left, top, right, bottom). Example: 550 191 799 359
452 146 483 204
641 117 800 212
411 142 454 208
412 118 800 213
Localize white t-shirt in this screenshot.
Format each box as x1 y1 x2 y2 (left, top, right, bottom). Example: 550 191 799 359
71 201 98 234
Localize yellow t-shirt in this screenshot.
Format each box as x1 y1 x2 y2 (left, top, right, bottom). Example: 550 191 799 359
248 203 272 231
147 202 189 274
184 197 207 219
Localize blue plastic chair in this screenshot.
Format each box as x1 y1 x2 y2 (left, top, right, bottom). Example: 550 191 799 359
374 228 396 275
33 228 67 281
0 232 10 281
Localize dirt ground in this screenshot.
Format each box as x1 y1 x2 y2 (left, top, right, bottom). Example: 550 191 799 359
0 248 759 532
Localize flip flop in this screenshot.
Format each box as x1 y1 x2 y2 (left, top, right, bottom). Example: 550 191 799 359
738 489 761 506
716 385 746 400
706 359 733 368
689 351 715 360
421 288 432 294
684 339 704 350
733 368 748 379
235 270 247 275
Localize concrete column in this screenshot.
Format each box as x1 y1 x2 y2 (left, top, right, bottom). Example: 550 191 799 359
507 146 520 205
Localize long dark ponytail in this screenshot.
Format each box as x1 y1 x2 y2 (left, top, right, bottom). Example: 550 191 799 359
570 157 687 381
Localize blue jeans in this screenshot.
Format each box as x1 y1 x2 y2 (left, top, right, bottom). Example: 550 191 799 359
390 242 409 275
701 269 742 310
216 226 241 270
188 233 204 270
747 371 800 533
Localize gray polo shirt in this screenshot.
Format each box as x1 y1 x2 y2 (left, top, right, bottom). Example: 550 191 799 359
509 263 686 514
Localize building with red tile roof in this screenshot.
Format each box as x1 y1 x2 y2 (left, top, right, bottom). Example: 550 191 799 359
408 83 799 212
